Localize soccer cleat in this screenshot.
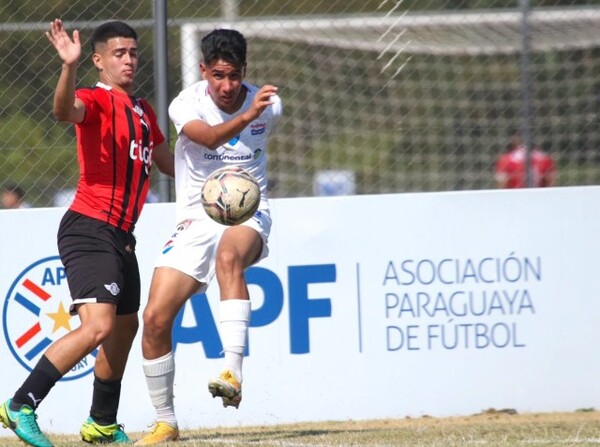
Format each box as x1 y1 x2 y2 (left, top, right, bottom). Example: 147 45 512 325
80 417 130 444
0 399 53 447
208 369 242 409
134 422 179 445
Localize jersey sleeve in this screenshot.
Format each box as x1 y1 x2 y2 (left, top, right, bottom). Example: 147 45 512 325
168 90 204 135
269 94 283 133
75 88 101 124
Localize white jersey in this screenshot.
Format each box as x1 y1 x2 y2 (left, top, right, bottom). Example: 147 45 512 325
168 80 282 223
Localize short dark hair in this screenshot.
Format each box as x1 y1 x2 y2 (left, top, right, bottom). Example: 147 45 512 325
91 21 137 52
3 183 25 199
201 29 247 66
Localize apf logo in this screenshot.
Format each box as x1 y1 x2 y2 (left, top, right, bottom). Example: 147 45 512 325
2 256 96 381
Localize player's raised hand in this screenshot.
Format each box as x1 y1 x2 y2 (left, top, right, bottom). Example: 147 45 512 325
45 19 81 65
247 85 278 120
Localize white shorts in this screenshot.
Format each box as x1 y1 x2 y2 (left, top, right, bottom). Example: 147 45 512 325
154 209 271 293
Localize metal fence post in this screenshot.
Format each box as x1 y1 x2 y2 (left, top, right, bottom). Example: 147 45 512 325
519 0 534 188
153 0 172 201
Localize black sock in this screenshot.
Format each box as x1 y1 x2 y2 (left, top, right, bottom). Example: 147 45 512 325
12 355 62 410
89 376 122 426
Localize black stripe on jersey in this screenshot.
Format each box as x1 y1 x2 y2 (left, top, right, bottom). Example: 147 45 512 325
106 93 118 224
117 105 137 230
130 100 150 224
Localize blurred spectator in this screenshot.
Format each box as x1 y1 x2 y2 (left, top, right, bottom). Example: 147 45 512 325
495 134 556 188
2 183 30 209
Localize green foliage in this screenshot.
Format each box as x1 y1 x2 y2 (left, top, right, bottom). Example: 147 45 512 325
0 113 77 206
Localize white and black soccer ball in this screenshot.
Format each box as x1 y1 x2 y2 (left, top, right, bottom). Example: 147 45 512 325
201 166 261 226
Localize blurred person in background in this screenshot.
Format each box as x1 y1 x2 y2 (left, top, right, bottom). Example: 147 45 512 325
0 19 173 447
495 133 556 188
2 183 30 209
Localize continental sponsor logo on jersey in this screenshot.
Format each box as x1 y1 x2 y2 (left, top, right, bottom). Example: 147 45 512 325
2 256 96 381
204 153 253 162
250 122 266 135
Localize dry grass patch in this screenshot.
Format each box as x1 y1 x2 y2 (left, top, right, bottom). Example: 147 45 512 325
0 410 598 446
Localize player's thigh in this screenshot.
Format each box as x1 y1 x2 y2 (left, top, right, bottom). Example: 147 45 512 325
145 266 202 323
117 233 141 316
218 208 272 267
218 226 264 268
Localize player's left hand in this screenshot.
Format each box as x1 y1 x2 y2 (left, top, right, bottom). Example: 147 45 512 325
246 85 278 120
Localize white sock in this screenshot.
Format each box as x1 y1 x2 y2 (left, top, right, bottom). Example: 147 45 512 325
142 352 178 428
219 299 251 383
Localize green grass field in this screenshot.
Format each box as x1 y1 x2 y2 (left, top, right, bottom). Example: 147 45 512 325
0 410 598 446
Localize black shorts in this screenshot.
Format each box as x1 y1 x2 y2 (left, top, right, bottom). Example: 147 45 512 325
57 210 140 316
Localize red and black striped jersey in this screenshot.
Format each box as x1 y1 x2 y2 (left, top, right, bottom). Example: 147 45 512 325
70 82 165 232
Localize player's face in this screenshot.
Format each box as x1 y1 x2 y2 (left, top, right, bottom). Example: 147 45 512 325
92 37 139 94
201 59 246 113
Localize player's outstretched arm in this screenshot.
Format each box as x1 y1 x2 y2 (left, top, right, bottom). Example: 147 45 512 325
46 19 85 123
180 85 278 150
152 141 175 178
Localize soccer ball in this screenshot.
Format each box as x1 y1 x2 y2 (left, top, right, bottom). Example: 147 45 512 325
201 166 261 226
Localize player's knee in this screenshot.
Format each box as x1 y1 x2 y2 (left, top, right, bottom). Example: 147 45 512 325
216 250 243 279
142 306 172 337
80 318 115 346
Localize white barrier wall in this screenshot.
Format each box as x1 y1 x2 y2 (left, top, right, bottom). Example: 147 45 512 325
1 186 599 435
